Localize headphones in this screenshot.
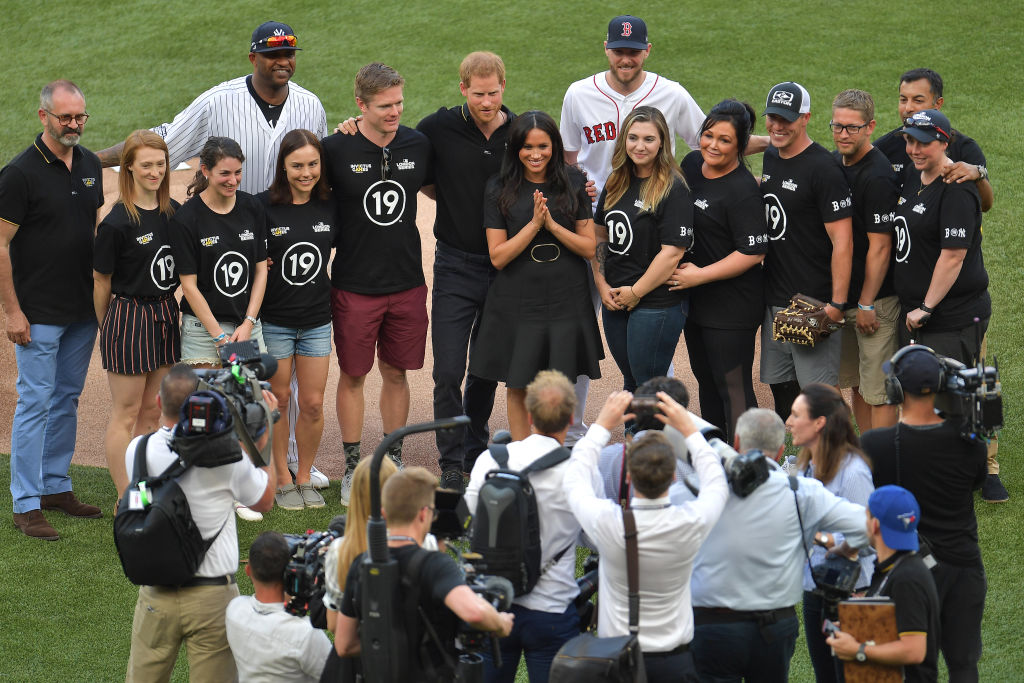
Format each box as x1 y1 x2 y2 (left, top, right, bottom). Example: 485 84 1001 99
883 344 945 405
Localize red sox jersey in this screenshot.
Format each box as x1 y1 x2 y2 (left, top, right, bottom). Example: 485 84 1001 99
560 71 704 198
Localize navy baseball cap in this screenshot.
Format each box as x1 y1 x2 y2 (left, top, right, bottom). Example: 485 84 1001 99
251 21 301 53
883 345 944 395
869 485 920 551
606 16 649 50
902 109 951 143
764 82 811 121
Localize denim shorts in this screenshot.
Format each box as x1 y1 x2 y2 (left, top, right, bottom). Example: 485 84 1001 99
180 313 266 365
261 320 333 360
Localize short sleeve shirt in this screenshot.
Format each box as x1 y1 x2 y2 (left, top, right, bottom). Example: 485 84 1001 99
257 194 335 328
874 127 987 185
867 552 940 683
168 192 268 324
595 173 692 308
0 135 103 324
322 126 432 295
94 201 181 297
892 177 989 330
682 151 768 329
761 142 853 307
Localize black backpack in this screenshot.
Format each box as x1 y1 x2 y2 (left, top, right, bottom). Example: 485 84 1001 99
113 434 226 586
469 443 573 596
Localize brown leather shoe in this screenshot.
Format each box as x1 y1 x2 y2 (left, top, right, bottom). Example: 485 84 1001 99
14 510 60 540
40 491 103 519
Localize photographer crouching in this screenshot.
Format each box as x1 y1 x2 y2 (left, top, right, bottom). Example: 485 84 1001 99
334 467 514 680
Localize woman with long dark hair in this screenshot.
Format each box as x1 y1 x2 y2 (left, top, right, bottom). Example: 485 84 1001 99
470 110 602 439
593 106 692 393
93 130 180 496
787 383 874 683
668 99 768 439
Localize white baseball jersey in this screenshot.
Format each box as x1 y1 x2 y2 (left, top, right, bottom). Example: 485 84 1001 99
152 75 328 195
560 71 704 198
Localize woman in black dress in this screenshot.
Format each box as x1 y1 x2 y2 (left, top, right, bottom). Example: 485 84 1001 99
93 130 180 496
470 111 602 439
668 100 768 440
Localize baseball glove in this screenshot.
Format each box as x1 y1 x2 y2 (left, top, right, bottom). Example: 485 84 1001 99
772 293 844 347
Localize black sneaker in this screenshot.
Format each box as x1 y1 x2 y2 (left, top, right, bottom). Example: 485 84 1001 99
982 473 1009 503
441 468 465 494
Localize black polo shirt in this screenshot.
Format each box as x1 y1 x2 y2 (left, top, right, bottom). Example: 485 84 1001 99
0 134 103 325
417 104 513 255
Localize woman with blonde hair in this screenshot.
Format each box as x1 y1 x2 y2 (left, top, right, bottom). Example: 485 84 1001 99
93 130 180 496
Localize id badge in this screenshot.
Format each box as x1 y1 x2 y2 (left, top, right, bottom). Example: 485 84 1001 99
128 488 144 510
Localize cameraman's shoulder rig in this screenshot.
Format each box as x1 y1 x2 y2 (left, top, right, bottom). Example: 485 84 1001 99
772 293 843 347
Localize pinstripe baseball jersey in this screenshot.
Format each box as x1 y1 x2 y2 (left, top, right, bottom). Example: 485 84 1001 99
559 71 704 198
153 76 328 195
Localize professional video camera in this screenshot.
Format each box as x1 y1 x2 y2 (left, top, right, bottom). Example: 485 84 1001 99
283 528 342 618
934 353 1002 442
660 412 770 498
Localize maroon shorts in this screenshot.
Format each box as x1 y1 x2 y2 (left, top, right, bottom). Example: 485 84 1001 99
331 285 428 376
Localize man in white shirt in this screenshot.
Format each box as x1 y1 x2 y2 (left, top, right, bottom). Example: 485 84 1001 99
226 531 332 682
464 370 582 683
565 389 729 682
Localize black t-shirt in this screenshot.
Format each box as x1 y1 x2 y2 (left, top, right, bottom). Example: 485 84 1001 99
892 177 989 331
761 142 853 307
836 147 901 304
0 135 104 324
417 104 513 255
862 421 987 566
681 151 768 329
257 193 335 328
94 201 181 297
245 75 283 128
867 551 940 683
168 192 268 324
322 126 432 294
340 545 466 681
595 173 691 309
874 127 987 184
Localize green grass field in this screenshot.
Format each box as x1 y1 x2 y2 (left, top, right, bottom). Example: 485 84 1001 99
2 0 1022 680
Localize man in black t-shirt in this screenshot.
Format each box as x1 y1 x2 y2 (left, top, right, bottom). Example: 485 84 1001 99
830 90 901 433
322 63 433 483
759 82 853 420
828 485 940 682
0 80 104 540
861 346 987 682
336 467 514 681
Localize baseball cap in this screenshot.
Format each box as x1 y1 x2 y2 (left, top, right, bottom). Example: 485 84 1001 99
251 21 301 53
901 109 951 143
606 16 649 50
869 485 920 551
883 345 944 395
763 82 811 121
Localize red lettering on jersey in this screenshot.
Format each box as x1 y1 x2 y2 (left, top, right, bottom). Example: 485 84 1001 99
593 126 606 142
604 122 616 140
622 22 633 37
583 126 595 144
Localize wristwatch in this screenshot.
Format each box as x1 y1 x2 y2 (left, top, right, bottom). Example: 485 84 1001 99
855 642 868 663
977 164 989 181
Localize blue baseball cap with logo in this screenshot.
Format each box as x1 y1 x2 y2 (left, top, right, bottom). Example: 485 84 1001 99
869 485 921 551
901 108 951 143
606 16 649 50
251 21 301 53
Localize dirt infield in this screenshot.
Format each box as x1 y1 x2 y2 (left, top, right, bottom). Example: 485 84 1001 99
0 163 775 482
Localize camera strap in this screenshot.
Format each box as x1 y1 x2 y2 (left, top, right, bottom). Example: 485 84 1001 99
789 475 822 590
222 376 273 467
623 506 640 633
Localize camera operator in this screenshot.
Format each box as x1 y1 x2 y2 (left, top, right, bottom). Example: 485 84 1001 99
225 531 332 682
827 485 940 681
335 467 514 680
688 407 869 682
124 363 277 682
564 390 729 682
463 370 582 683
861 345 987 682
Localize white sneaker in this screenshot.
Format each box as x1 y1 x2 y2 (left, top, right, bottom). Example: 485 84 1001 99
288 461 330 489
339 471 354 507
234 501 263 522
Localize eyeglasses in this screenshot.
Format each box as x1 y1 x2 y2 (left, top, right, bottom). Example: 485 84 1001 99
255 34 297 49
423 505 438 521
381 147 392 181
828 121 869 135
44 110 89 126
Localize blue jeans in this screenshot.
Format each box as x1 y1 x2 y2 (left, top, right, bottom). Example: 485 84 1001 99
692 612 799 683
602 302 686 392
11 320 97 513
482 603 579 683
431 242 497 472
802 591 844 683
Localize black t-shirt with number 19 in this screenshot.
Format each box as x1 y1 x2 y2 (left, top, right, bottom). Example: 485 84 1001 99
322 125 432 295
94 200 181 297
257 193 335 329
761 142 853 307
168 191 268 324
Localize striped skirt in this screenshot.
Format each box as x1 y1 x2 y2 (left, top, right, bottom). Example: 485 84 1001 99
100 295 181 374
